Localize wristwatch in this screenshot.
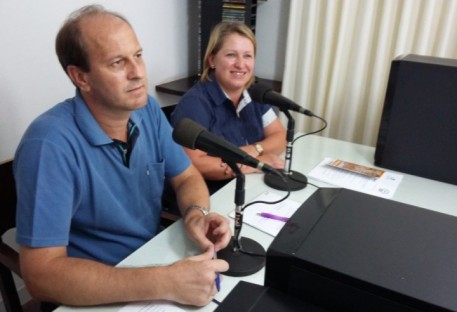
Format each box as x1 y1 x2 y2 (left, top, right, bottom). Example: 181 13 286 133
254 143 264 156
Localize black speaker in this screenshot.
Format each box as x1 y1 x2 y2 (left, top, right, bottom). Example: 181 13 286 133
375 54 457 185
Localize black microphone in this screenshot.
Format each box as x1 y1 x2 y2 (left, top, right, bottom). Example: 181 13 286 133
250 83 314 117
172 118 275 174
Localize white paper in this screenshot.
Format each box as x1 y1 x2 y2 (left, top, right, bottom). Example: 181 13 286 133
229 191 301 236
118 301 185 312
308 157 403 199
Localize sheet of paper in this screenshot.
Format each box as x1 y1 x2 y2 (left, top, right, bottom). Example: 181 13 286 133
229 190 301 237
118 301 185 312
308 157 403 199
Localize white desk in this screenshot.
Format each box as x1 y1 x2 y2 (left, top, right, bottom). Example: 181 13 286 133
55 135 457 311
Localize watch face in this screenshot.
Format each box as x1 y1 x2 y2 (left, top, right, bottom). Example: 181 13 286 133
255 144 264 155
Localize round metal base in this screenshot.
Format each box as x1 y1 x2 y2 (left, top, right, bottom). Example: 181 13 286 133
218 237 266 277
264 170 308 191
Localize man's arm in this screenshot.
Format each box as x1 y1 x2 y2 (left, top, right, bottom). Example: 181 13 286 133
169 164 232 251
20 244 227 306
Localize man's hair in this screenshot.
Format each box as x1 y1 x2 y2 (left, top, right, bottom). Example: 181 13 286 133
200 22 257 87
55 4 130 74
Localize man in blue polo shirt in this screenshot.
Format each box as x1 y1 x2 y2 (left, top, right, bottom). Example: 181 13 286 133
13 4 230 308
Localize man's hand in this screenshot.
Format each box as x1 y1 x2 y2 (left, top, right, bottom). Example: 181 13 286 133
184 210 232 252
163 248 229 306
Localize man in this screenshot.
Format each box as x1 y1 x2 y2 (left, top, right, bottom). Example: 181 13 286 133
14 5 230 308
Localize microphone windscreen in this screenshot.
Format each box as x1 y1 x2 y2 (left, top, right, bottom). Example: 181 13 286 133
172 118 205 150
249 83 271 104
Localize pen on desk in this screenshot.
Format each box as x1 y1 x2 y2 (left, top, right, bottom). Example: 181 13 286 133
213 252 221 292
257 212 290 222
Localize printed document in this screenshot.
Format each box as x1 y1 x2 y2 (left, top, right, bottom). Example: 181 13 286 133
308 157 402 199
118 301 185 312
229 191 301 236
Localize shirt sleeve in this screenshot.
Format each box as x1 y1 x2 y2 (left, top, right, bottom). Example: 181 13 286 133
14 127 78 248
262 108 278 128
171 86 213 129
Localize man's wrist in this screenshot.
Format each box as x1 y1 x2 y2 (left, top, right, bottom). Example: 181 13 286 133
183 204 209 220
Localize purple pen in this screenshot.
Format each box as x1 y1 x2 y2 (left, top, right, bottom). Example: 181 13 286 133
258 212 289 222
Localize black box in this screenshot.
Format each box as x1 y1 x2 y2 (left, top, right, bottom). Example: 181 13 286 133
375 54 457 185
214 281 328 312
265 188 457 311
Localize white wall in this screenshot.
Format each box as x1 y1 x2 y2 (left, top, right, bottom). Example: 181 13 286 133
0 0 289 163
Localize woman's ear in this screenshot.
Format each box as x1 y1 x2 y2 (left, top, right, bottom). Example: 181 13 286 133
208 55 215 69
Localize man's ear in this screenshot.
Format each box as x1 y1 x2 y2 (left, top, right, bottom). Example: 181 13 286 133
67 65 90 91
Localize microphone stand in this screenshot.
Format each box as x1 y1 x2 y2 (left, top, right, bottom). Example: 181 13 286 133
217 161 266 277
264 109 308 191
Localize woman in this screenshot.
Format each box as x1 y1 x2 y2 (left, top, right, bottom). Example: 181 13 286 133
171 22 286 193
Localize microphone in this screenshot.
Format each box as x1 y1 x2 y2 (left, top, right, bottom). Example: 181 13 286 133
250 83 314 116
172 118 275 174
174 118 272 276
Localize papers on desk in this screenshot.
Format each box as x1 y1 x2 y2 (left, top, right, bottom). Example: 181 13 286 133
119 301 185 312
308 157 403 199
229 191 301 237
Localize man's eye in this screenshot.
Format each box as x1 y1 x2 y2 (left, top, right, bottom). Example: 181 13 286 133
112 59 124 67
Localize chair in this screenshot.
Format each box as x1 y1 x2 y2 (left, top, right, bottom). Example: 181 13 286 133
0 160 41 312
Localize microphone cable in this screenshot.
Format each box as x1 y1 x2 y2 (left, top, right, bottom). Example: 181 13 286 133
292 113 328 144
235 168 291 258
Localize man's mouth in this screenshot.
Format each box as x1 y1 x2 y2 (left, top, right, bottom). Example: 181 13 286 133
127 85 144 92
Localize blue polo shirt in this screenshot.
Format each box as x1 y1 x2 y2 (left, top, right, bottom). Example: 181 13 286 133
171 79 275 146
14 91 190 265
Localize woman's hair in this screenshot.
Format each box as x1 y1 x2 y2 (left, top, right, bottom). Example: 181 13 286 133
200 22 257 87
55 4 130 74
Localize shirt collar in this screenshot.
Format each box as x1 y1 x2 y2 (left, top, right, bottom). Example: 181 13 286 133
236 90 252 116
74 90 143 146
205 78 253 117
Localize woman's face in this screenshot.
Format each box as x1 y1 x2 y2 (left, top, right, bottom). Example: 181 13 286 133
209 33 255 96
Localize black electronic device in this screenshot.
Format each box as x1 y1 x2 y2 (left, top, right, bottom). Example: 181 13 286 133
375 54 457 185
214 281 328 312
265 188 457 311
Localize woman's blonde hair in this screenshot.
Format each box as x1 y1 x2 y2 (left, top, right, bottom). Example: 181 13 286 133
200 22 256 87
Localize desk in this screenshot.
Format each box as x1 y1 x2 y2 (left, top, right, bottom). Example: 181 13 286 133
55 135 457 311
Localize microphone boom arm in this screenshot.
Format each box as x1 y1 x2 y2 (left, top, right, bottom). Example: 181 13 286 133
225 161 244 251
263 108 308 191
281 109 295 175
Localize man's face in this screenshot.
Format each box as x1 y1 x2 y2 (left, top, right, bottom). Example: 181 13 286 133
78 15 148 114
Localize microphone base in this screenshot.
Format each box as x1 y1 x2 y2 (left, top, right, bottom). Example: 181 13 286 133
218 236 265 277
264 170 308 191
